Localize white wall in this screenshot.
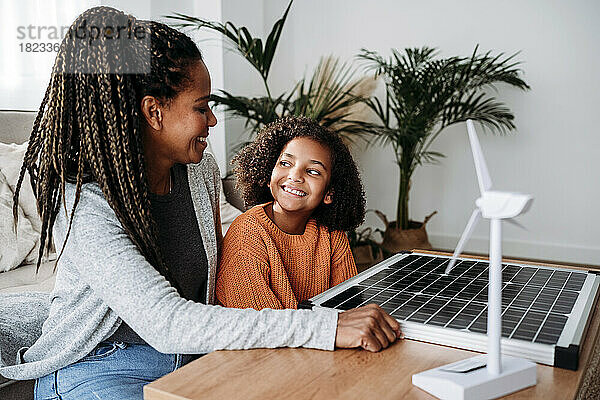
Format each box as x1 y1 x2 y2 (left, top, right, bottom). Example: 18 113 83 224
257 0 600 265
220 0 266 165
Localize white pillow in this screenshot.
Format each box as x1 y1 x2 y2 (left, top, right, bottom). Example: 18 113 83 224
0 142 49 266
0 170 39 272
0 143 40 233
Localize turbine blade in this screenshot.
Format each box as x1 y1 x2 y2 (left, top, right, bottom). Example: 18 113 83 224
466 119 493 194
445 208 482 274
506 218 528 231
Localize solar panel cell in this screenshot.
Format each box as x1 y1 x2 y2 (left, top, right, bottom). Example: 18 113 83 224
427 299 468 327
502 265 521 281
552 290 578 314
530 269 553 286
468 314 487 333
447 302 485 330
535 313 568 345
501 308 525 337
511 269 536 284
565 273 587 291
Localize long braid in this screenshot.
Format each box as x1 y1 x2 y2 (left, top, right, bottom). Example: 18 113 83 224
111 74 162 269
12 7 201 292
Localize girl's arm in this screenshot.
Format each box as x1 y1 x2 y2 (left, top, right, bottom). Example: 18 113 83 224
330 230 358 286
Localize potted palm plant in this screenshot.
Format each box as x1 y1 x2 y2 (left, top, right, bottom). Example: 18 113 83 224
357 46 530 252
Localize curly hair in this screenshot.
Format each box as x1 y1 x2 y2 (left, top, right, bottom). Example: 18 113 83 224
13 6 202 291
233 116 366 232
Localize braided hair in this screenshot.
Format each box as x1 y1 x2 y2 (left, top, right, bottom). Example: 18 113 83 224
13 6 202 291
233 116 366 232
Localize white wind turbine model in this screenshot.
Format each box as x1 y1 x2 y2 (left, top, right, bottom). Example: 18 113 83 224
412 120 537 400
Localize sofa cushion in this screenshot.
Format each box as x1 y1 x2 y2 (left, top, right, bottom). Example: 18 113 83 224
0 261 56 294
0 111 35 145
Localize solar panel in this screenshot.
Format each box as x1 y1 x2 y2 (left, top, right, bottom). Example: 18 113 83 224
305 252 600 370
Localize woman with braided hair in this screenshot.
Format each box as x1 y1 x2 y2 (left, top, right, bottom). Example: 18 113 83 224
0 7 400 400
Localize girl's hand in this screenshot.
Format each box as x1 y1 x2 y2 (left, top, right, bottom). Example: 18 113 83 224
334 304 403 352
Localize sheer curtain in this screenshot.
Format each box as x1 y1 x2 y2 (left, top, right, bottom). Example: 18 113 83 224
0 0 158 111
0 0 98 110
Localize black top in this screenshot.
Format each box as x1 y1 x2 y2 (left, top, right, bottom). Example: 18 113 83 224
107 163 208 344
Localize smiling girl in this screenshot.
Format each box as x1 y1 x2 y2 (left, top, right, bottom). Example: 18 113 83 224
216 117 366 310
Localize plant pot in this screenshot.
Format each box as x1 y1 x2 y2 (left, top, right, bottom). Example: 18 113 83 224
376 211 437 253
352 244 384 273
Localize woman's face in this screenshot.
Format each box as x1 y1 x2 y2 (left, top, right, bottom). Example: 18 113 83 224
146 60 217 165
269 137 333 216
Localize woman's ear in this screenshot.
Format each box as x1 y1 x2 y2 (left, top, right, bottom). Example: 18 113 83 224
140 96 163 131
323 191 333 205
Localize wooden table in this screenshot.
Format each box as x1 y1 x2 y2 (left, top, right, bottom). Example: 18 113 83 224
144 254 600 400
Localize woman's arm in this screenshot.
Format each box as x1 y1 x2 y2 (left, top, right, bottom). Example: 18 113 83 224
55 183 338 354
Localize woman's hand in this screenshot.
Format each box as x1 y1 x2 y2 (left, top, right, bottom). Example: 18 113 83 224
335 304 403 352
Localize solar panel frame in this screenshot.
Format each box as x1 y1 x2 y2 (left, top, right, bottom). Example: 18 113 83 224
306 252 600 370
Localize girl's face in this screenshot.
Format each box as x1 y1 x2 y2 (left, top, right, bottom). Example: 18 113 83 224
269 137 333 216
146 60 217 165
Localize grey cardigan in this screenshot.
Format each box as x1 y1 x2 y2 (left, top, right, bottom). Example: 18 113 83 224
0 153 338 380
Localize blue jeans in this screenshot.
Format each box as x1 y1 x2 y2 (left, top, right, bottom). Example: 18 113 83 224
35 342 199 400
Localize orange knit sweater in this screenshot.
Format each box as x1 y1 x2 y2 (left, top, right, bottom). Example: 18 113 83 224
216 203 357 310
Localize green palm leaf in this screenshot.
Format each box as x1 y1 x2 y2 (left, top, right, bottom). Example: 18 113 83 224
167 0 292 85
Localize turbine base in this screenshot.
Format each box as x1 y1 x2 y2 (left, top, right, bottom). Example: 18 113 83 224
412 354 536 399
